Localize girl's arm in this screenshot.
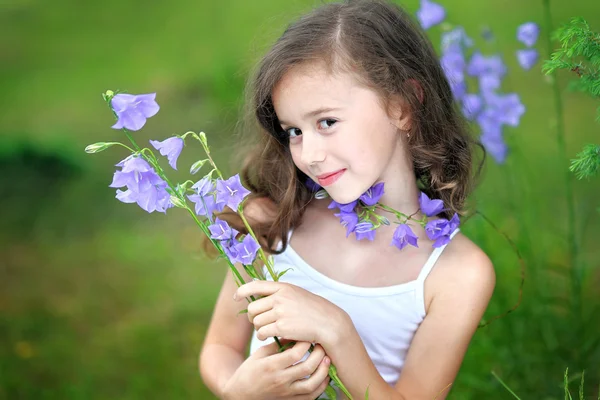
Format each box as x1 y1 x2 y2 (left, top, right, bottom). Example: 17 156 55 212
324 243 495 400
199 268 254 398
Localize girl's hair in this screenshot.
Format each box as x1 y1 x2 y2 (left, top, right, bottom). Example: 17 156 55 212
219 0 486 255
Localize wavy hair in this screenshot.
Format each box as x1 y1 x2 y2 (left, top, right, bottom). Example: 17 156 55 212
217 0 486 255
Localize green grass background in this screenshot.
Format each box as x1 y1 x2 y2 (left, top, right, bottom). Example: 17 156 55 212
1 0 600 398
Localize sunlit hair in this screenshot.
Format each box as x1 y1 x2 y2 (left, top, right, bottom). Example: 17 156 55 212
217 0 485 255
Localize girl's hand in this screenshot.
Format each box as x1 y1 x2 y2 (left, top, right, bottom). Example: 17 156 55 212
222 340 331 400
234 281 351 346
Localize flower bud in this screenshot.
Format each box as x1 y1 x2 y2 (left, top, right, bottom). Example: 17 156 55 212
85 142 115 154
190 159 209 175
380 216 390 225
314 189 329 199
198 131 208 147
169 195 187 209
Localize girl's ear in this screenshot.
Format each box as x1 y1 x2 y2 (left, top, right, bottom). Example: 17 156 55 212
388 94 413 132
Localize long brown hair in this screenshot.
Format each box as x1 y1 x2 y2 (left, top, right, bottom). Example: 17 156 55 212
219 0 485 255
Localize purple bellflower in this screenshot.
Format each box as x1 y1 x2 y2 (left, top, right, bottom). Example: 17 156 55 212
354 222 376 241
517 22 540 47
419 192 445 217
188 177 225 217
392 224 419 250
223 234 260 265
516 48 539 70
150 137 184 170
216 174 251 211
109 155 172 213
416 0 446 30
359 182 385 206
111 93 160 131
209 218 238 241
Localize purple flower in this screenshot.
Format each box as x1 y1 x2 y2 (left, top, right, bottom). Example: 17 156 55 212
354 222 376 241
208 218 238 241
479 74 502 94
359 182 385 206
391 224 419 250
223 235 260 265
441 50 467 84
328 200 357 213
305 178 321 192
109 155 172 213
188 192 225 217
441 26 474 52
216 174 251 211
516 48 539 71
517 22 540 47
481 131 508 163
416 0 446 30
111 93 160 131
467 52 507 78
428 214 460 248
425 219 451 240
187 177 224 216
150 137 184 170
191 176 215 196
335 211 359 237
461 93 483 120
419 192 445 217
487 93 526 127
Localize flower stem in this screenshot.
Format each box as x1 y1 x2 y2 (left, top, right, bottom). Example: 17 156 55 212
542 0 581 326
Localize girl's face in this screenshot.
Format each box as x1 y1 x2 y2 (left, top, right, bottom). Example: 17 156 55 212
272 63 411 204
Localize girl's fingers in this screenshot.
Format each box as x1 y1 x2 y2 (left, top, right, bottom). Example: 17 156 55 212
251 309 278 330
272 341 313 369
246 296 274 323
304 375 331 400
289 351 331 396
285 344 325 381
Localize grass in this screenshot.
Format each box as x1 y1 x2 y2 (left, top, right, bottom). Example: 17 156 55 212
1 0 600 398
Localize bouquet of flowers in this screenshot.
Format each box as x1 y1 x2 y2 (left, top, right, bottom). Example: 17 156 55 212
86 90 461 399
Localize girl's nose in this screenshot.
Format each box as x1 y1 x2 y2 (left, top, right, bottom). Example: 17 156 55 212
300 132 326 166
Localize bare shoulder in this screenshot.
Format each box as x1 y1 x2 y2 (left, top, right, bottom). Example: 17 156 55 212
426 232 496 311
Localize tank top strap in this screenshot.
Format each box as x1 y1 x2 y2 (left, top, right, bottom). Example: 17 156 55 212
416 227 460 284
414 228 459 317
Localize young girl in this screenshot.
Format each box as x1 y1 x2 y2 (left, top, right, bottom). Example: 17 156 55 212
199 0 495 399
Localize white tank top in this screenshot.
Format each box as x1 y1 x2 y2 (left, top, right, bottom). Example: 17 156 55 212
249 227 460 387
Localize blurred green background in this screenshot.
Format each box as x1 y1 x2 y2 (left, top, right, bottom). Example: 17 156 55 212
1 0 600 398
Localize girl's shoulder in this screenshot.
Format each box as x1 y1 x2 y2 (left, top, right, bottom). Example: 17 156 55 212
424 231 496 313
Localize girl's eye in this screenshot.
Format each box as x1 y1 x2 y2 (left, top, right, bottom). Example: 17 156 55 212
318 119 337 129
286 128 302 138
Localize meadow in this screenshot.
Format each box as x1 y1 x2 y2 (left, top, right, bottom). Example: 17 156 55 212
1 0 600 398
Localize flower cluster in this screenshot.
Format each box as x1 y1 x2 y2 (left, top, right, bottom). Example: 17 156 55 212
90 90 353 397
415 0 539 164
310 180 461 249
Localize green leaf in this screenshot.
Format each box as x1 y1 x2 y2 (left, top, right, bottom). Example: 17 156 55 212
277 268 293 279
238 309 248 315
324 385 337 400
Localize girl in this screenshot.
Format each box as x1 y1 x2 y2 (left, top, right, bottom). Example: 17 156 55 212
200 0 495 399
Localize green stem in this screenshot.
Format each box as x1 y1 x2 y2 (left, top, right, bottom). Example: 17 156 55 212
542 0 582 339
491 371 522 400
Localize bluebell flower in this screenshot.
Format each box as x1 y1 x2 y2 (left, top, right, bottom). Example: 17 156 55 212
392 224 419 250
111 93 160 131
109 155 172 213
416 0 446 30
517 22 540 47
516 48 539 70
150 136 184 170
